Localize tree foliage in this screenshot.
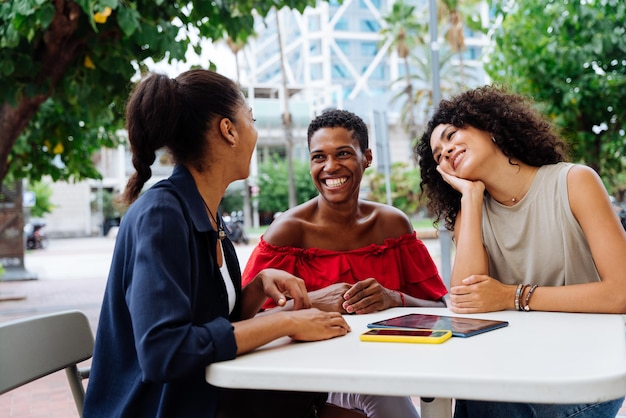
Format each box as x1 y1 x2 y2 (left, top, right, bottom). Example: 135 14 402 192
380 0 425 144
26 180 55 218
486 0 626 184
0 0 317 187
256 155 318 214
366 162 423 216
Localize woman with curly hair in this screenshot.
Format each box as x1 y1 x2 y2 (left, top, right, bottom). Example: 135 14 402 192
415 85 625 417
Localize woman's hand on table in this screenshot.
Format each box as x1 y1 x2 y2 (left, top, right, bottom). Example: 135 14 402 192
308 283 352 313
286 309 351 341
448 275 513 313
257 268 311 310
342 278 397 314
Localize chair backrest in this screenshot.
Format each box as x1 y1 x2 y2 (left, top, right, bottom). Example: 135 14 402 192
0 310 94 416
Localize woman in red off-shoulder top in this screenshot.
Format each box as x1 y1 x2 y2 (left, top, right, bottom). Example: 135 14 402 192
241 109 447 418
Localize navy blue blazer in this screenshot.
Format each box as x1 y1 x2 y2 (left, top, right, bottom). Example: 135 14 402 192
84 165 241 417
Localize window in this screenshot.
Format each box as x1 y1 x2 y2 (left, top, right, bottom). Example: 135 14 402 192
359 0 381 8
365 65 385 80
335 18 349 31
360 19 380 32
332 64 350 79
309 40 321 55
309 15 321 31
336 40 350 55
360 41 378 56
310 63 323 80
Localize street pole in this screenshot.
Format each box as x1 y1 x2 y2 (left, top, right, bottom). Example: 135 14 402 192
428 0 452 288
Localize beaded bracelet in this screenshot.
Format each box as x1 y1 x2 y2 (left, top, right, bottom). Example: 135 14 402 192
514 284 523 311
522 285 539 312
516 284 529 311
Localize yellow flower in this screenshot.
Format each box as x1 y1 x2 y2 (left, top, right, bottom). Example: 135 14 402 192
84 56 96 69
53 143 64 155
94 7 112 24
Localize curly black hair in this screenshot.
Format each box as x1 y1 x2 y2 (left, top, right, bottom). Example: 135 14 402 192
415 85 569 231
307 109 368 151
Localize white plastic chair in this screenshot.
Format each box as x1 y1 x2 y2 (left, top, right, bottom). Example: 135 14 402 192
0 310 94 416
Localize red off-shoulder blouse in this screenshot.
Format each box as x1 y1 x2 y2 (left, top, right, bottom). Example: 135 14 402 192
242 232 447 309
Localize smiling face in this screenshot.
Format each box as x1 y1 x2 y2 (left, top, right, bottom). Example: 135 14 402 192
429 123 496 179
309 127 372 204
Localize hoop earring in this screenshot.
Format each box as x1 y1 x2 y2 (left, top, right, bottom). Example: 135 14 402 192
491 136 496 143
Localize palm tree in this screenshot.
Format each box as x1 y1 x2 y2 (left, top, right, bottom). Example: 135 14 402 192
225 37 245 85
275 8 297 209
380 0 427 145
438 0 482 88
389 45 471 135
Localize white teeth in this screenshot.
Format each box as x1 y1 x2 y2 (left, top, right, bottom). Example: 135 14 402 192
325 177 347 187
453 151 465 169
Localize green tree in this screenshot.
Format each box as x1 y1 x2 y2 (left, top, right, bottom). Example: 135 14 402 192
486 0 626 184
437 0 483 88
26 180 55 218
275 8 297 209
0 0 318 187
390 44 468 131
380 0 426 144
255 155 317 214
220 181 245 215
366 162 423 216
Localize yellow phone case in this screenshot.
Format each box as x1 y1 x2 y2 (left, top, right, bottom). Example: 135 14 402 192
360 328 452 344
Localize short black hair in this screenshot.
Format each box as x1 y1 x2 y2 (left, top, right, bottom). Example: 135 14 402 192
307 109 368 151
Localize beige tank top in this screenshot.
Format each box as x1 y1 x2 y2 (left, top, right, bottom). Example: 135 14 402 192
482 162 601 286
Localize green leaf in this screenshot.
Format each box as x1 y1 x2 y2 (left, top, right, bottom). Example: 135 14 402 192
0 58 15 76
14 0 36 16
117 5 140 37
98 0 119 9
1 23 20 48
35 3 55 28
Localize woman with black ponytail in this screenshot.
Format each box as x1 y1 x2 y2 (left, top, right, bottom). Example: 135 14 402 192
83 70 353 418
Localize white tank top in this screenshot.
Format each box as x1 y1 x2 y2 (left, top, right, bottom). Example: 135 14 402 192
219 244 236 314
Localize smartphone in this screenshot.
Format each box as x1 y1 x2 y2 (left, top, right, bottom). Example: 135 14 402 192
360 328 452 344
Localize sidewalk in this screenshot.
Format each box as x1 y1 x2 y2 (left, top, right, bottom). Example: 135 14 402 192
0 236 624 417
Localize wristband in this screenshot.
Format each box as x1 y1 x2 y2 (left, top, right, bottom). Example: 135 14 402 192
396 291 406 307
516 284 529 311
514 284 523 311
523 285 538 312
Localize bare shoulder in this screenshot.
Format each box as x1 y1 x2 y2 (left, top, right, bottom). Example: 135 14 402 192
364 200 414 236
262 200 316 247
566 164 612 218
566 164 605 200
567 163 600 182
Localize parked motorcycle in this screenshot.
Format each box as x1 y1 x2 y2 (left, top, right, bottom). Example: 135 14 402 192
223 211 249 245
24 219 49 250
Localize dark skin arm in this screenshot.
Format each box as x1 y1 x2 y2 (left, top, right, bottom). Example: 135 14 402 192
342 278 446 314
265 279 445 315
262 200 446 314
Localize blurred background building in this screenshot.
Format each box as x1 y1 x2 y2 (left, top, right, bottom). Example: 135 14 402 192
38 0 490 237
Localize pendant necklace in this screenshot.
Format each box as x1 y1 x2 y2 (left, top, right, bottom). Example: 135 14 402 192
509 167 538 204
201 198 226 240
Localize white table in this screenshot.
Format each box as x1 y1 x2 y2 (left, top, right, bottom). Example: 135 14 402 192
207 308 626 416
